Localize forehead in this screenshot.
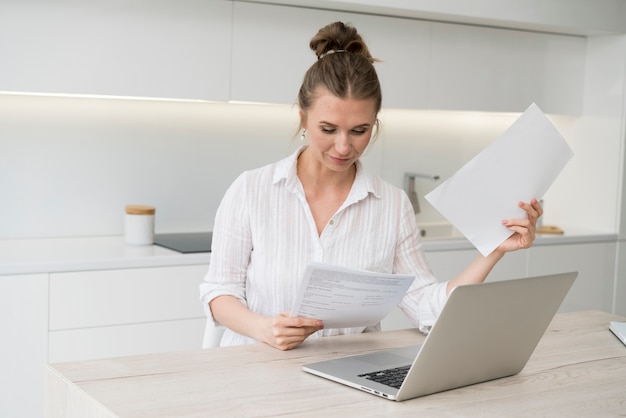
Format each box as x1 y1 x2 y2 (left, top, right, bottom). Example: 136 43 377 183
305 88 377 125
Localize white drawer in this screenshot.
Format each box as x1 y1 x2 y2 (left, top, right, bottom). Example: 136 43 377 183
49 265 207 330
48 317 206 363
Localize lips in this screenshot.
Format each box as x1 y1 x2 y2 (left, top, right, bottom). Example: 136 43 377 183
328 155 353 164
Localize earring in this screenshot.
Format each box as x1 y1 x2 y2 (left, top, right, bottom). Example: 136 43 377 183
300 129 307 141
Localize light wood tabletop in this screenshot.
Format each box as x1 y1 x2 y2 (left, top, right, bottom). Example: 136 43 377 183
46 311 626 417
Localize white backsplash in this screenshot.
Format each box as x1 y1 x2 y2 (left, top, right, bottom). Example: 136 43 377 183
0 94 610 239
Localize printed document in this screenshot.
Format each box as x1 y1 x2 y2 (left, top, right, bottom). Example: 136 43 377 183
425 103 574 256
290 262 414 329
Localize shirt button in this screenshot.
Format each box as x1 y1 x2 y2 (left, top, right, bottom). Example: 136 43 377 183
329 220 334 225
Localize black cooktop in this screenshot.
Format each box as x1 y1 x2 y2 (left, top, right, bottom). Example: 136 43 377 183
154 232 212 254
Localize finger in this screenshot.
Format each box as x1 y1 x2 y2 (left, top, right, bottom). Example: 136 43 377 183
272 335 306 351
527 198 544 219
277 313 323 329
508 220 536 243
271 316 323 339
502 217 532 229
270 324 321 350
505 223 533 236
267 326 305 350
517 200 538 218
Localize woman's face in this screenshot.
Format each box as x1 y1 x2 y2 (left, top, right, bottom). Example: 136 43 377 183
301 88 377 174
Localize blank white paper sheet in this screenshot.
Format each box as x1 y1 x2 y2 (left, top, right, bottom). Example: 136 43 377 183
425 103 574 256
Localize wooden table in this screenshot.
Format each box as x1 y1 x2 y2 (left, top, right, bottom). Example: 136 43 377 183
46 311 626 417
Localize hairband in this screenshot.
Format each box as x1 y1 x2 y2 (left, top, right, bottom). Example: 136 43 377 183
319 49 345 59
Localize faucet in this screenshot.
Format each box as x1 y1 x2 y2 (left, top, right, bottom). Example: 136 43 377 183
404 172 440 214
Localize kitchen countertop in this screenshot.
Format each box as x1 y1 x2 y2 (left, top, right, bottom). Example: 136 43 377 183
0 230 617 276
420 228 618 251
0 236 211 275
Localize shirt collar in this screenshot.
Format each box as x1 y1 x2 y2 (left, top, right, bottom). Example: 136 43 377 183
273 145 381 200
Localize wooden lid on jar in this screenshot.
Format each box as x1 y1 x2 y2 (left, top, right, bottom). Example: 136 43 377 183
125 204 155 215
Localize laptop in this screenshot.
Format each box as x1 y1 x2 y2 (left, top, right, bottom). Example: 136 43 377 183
303 271 577 401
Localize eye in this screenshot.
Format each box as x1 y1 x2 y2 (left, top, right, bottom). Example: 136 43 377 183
351 128 368 135
320 126 336 134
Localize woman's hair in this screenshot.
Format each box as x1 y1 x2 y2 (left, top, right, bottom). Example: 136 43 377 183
298 22 382 119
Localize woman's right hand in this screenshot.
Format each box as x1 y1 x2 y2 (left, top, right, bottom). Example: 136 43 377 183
260 312 324 351
209 296 323 350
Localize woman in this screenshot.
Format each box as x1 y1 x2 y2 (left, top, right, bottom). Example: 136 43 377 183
200 21 542 351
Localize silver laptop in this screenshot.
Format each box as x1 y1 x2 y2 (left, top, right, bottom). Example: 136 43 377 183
303 272 577 401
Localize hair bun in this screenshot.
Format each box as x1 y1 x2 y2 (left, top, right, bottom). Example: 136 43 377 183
310 21 377 63
299 21 382 117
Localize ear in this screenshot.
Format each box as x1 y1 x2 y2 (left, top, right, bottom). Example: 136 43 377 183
299 108 306 128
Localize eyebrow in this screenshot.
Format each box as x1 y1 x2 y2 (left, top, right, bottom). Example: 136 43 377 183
319 121 372 129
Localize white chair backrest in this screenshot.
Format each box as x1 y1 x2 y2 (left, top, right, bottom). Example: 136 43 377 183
202 321 225 348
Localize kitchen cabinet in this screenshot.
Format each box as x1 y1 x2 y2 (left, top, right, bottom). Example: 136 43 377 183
48 265 207 362
382 240 618 331
615 241 626 316
232 2 585 113
0 274 48 418
0 254 209 418
0 0 232 100
528 241 616 313
426 247 528 283
2 1 587 113
427 22 586 114
237 0 626 37
0 235 618 417
230 2 430 108
49 318 206 363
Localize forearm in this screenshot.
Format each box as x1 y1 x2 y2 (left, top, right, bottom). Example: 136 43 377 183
209 295 266 342
209 294 324 350
446 250 505 295
444 199 542 295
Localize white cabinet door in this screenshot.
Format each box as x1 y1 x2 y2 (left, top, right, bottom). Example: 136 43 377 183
0 274 48 418
616 241 626 316
426 247 527 282
49 265 207 330
528 242 616 313
49 318 206 363
427 22 585 113
0 1 232 100
49 264 208 363
230 2 429 108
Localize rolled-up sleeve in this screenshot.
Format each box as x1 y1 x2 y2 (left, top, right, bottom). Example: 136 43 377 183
199 172 252 326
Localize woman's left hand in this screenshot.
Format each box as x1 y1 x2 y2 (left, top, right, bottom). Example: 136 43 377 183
497 198 543 253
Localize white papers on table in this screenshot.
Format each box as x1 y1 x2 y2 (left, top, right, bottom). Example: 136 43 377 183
290 262 414 329
425 103 574 257
609 321 626 347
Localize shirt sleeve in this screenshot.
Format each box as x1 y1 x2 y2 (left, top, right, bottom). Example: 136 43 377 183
199 172 252 326
393 193 449 334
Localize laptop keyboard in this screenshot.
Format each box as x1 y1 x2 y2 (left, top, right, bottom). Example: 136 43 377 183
359 365 411 389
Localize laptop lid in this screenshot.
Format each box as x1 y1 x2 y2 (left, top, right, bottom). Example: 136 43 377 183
303 271 577 401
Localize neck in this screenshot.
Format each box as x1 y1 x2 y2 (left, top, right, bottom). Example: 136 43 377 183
296 149 357 189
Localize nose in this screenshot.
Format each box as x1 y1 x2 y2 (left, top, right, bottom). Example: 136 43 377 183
334 132 351 155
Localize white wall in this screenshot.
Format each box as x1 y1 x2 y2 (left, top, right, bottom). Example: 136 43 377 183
1 1 622 240
0 93 588 239
545 35 626 234
0 95 299 238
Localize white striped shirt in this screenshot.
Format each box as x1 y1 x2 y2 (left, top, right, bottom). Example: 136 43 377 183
200 147 448 346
